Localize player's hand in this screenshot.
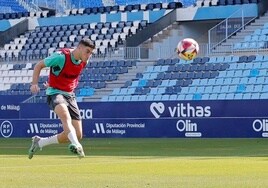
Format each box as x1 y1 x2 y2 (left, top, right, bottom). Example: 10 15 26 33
43 81 49 88
30 84 40 94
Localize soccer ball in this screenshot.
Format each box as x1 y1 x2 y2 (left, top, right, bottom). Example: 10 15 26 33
176 38 199 61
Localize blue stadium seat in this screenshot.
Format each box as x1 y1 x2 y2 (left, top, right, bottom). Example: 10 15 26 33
105 6 112 13
153 94 161 101
146 3 155 10
98 6 105 13
124 4 134 12
168 2 183 9
0 13 4 20
92 7 99 14
111 5 119 12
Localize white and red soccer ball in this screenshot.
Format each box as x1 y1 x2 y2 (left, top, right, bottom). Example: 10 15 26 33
176 38 199 61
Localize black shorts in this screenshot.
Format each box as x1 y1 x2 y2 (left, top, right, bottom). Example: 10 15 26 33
47 94 81 120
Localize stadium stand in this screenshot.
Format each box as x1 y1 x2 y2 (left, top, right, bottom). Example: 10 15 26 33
0 0 52 19
0 0 267 103
4 19 148 61
0 0 28 13
233 22 268 50
101 54 268 101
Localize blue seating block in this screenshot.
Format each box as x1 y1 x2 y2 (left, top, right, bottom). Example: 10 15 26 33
78 88 95 96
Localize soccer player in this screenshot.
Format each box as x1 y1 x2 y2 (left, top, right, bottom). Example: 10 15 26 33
28 37 95 159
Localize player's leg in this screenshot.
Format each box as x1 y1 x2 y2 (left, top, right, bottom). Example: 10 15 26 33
38 99 85 158
68 119 85 157
68 95 83 140
67 120 85 158
44 120 83 144
72 119 83 140
37 103 72 148
28 94 83 159
28 135 42 159
53 103 82 147
35 94 80 146
66 96 85 158
28 94 62 159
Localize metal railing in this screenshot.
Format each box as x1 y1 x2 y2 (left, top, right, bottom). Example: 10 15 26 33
24 0 70 14
19 0 42 12
90 42 268 61
90 46 177 61
208 7 257 54
22 95 39 103
0 6 12 13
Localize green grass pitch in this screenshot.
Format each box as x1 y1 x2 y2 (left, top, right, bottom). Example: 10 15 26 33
0 138 267 188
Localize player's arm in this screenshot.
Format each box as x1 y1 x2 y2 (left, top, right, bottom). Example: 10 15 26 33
31 51 65 93
30 60 46 94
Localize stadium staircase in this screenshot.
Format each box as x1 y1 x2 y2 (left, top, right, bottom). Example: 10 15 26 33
214 10 268 54
142 23 178 49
